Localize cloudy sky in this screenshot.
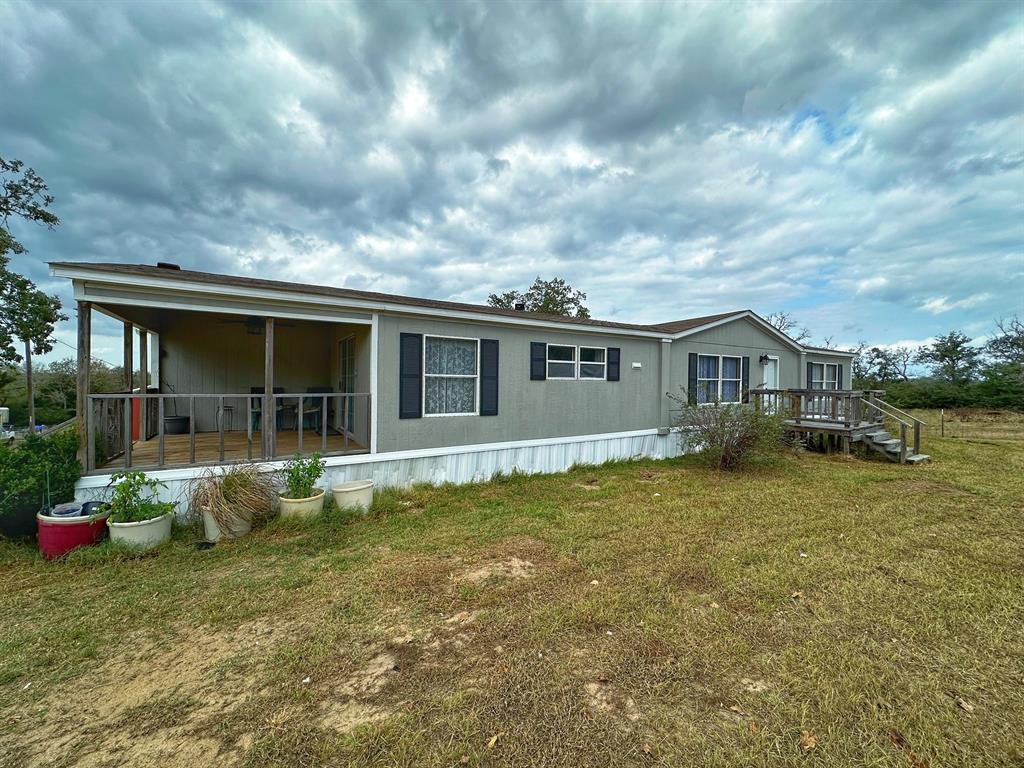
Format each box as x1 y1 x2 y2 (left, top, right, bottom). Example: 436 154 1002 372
2 0 1022 364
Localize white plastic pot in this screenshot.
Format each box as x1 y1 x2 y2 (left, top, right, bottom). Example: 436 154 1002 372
279 488 325 519
201 508 253 542
331 480 374 513
107 512 173 550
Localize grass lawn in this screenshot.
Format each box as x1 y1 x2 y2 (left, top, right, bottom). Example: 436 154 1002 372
1 431 1022 767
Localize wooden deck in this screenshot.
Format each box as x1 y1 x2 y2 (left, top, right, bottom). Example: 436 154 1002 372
97 430 367 471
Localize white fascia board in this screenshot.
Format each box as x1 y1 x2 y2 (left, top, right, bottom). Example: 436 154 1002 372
52 264 665 339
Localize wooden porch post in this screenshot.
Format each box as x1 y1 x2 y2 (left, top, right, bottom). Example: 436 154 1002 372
264 317 274 458
76 302 91 468
122 321 133 392
138 329 149 439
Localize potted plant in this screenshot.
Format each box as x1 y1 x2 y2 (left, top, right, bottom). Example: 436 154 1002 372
190 464 276 542
279 452 327 518
106 471 175 550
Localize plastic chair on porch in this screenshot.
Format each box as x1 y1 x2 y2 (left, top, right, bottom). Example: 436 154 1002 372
304 386 334 435
249 387 284 433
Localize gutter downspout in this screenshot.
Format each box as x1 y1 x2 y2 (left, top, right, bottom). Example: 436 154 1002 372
659 339 672 435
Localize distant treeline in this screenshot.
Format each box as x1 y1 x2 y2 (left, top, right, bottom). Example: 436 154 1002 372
0 358 129 428
850 319 1023 410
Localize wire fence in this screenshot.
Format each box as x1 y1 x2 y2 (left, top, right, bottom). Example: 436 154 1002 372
907 409 1024 442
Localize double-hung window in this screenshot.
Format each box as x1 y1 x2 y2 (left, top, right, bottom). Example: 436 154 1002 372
546 344 577 379
809 363 839 390
696 354 742 403
546 344 608 380
579 347 607 379
424 335 478 416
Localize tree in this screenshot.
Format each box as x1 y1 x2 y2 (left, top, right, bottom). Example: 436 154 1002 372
0 156 64 428
764 312 811 343
914 331 981 384
488 276 591 318
986 316 1024 366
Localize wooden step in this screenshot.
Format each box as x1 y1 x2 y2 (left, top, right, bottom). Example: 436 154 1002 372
906 454 930 464
866 431 891 441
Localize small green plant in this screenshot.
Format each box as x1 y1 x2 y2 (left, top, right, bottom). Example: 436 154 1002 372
281 453 326 500
107 471 175 523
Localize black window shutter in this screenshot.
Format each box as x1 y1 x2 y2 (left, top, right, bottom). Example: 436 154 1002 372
741 356 750 403
399 333 422 419
837 364 844 390
806 361 814 389
530 342 546 380
687 352 698 405
607 347 620 381
480 339 499 416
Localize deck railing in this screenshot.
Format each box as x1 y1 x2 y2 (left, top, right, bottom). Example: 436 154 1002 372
85 392 371 472
751 388 888 429
751 387 925 462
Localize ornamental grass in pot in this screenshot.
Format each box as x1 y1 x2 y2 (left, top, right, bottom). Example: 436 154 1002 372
278 452 327 518
191 463 276 542
106 471 175 550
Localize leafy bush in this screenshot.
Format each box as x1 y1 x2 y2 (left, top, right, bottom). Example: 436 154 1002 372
670 394 787 471
107 471 174 523
0 429 81 519
281 452 326 499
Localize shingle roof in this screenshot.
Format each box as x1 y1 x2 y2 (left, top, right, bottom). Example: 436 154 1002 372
50 261 756 337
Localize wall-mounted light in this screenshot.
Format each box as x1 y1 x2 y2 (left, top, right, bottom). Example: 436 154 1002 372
759 354 771 365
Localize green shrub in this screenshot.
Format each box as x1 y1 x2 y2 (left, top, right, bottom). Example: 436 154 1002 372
107 471 174 523
281 452 326 499
670 394 787 471
0 430 81 519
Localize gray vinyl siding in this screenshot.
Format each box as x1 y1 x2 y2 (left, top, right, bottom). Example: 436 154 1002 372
806 353 853 389
669 317 803 397
375 314 661 453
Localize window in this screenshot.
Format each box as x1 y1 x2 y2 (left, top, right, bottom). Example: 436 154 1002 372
810 363 839 390
546 344 608 380
424 335 478 416
696 354 742 404
579 347 607 380
547 344 577 379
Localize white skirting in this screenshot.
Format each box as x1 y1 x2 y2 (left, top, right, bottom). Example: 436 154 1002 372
74 428 690 515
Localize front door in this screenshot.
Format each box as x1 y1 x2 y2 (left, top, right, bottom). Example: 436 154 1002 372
762 357 779 412
338 337 356 432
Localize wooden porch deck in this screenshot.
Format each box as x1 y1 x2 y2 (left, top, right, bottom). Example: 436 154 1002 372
97 430 367 471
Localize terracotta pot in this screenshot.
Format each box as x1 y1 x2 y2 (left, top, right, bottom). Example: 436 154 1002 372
278 488 325 519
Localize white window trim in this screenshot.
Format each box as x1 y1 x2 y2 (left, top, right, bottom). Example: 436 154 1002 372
810 362 839 390
578 345 607 381
545 343 608 381
423 334 480 417
696 353 743 404
545 343 578 380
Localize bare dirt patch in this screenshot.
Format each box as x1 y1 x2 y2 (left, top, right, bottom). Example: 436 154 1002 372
460 556 535 584
584 680 642 723
9 618 298 768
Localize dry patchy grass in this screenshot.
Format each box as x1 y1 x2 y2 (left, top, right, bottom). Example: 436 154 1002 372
1 431 1022 767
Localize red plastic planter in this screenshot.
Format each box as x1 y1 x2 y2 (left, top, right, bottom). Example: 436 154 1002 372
37 512 110 560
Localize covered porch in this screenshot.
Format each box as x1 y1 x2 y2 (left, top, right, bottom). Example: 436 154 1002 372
76 299 374 474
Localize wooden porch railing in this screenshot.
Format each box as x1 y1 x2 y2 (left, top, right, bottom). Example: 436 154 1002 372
84 392 371 472
751 388 888 429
